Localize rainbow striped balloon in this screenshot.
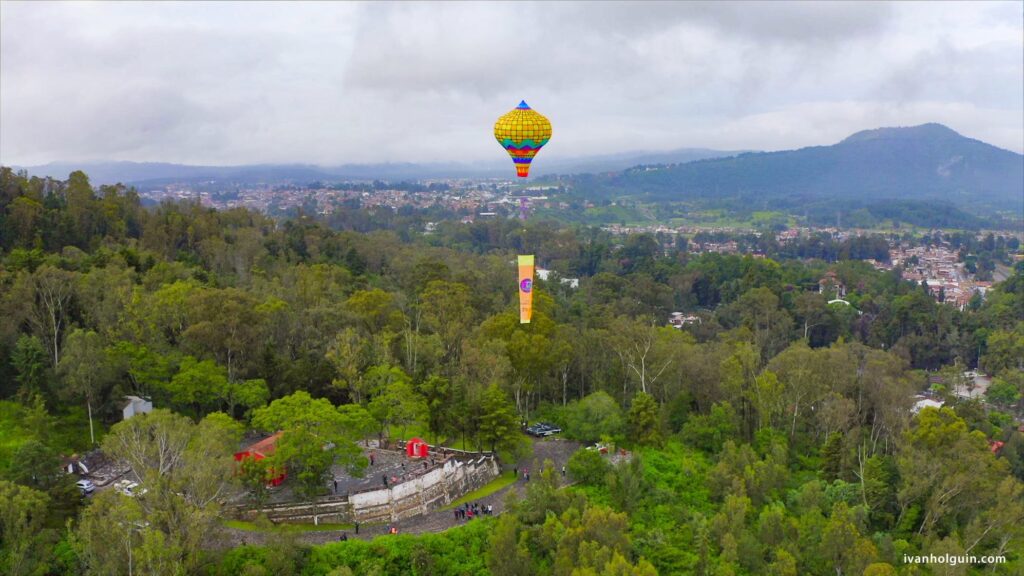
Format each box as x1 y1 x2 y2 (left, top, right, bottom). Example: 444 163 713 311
494 101 552 178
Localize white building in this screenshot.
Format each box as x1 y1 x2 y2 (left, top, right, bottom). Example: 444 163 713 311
912 397 944 414
536 268 579 289
953 371 992 400
122 396 153 420
668 312 702 328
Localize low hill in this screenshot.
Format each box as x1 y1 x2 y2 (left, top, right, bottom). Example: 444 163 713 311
582 123 1023 213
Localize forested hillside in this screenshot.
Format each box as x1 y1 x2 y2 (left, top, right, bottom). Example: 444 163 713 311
561 124 1024 222
1 167 1023 575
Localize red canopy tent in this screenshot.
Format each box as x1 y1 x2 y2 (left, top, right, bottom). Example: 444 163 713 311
406 437 429 459
234 431 287 486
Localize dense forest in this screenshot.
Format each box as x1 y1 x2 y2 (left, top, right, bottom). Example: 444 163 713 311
1 167 1023 575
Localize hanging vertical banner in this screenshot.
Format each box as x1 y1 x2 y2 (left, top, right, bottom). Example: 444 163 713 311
518 255 535 323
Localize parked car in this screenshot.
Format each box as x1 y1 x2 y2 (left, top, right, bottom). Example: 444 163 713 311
76 479 96 495
524 424 546 437
525 423 562 437
113 479 147 497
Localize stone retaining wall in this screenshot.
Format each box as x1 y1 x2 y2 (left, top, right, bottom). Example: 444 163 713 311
234 454 500 525
235 496 353 525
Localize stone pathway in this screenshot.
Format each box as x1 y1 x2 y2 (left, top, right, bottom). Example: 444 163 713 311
223 438 580 548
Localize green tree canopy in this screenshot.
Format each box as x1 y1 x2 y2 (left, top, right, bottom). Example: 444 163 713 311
0 480 54 576
627 392 663 447
563 391 624 442
58 329 116 445
251 392 370 500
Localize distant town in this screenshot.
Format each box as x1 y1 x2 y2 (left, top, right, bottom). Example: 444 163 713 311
136 179 548 218
139 178 1022 314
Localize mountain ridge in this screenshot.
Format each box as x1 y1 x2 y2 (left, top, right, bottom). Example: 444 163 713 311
573 123 1023 212
13 148 747 186
11 123 1022 215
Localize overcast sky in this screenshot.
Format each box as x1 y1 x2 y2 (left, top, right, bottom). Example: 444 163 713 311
2 1 1021 166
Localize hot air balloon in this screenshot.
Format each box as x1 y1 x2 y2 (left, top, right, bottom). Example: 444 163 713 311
494 101 552 178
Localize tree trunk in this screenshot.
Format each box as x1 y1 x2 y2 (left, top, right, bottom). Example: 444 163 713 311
52 320 60 366
87 399 95 446
790 398 799 439
523 390 531 425
562 369 568 407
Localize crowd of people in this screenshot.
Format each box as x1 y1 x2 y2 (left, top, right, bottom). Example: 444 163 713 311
453 501 493 521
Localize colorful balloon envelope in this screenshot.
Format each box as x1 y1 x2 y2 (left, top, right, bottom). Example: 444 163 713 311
494 101 552 178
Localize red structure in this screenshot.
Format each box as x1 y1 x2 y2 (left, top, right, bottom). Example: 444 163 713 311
406 437 429 459
234 431 287 486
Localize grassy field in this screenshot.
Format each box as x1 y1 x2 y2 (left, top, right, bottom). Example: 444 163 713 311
385 422 437 444
440 470 518 511
383 423 491 454
225 519 356 533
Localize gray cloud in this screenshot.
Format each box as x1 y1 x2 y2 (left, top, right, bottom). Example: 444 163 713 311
1 1 1020 167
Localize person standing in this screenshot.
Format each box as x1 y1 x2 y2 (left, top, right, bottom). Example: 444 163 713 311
333 478 338 493
355 520 360 535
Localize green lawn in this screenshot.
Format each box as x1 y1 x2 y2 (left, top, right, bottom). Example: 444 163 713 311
440 436 481 452
384 423 490 453
383 422 533 465
440 470 518 511
385 422 439 445
224 519 356 533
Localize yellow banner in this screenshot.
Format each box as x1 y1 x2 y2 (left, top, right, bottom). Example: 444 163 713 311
518 255 534 323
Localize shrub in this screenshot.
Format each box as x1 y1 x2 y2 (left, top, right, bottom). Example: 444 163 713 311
567 447 611 486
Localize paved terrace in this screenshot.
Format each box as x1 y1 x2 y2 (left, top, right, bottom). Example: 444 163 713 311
262 441 468 505
223 438 580 548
